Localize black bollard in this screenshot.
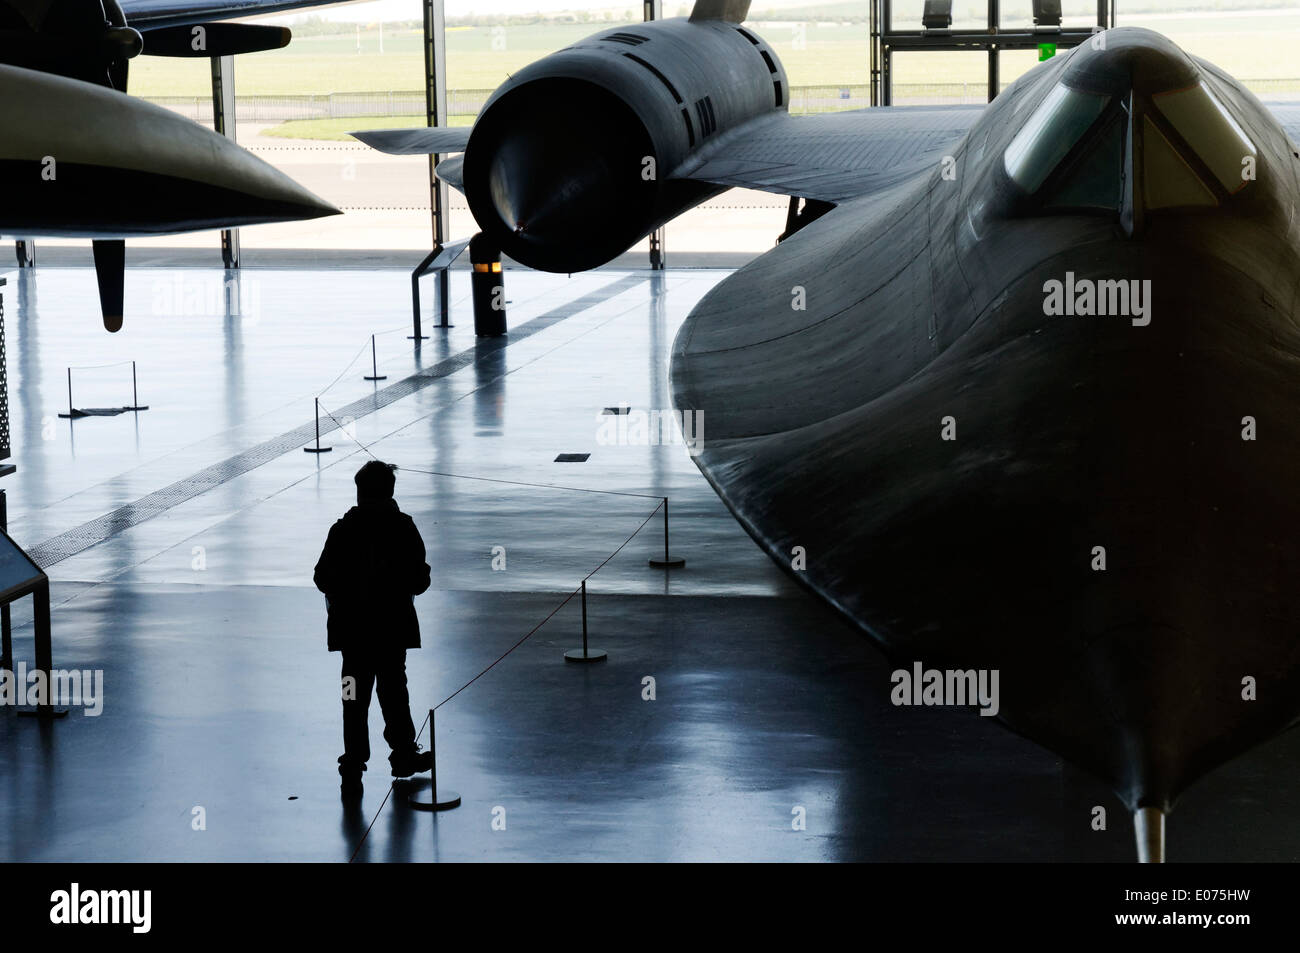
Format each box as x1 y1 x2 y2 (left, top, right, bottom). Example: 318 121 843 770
363 334 387 381
648 497 685 568
469 233 506 338
407 707 461 811
124 361 149 411
564 580 607 663
304 398 332 454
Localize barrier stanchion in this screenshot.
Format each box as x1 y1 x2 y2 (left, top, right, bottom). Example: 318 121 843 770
648 497 685 568
58 368 74 419
406 707 461 811
564 579 607 663
363 334 387 382
124 361 149 411
304 398 332 454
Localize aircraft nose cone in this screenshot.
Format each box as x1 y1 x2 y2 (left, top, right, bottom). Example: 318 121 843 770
0 64 339 237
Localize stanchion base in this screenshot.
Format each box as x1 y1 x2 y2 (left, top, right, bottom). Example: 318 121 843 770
122 405 149 412
363 376 387 381
402 779 461 811
649 556 686 568
16 706 70 719
564 648 608 663
304 447 333 454
59 408 128 418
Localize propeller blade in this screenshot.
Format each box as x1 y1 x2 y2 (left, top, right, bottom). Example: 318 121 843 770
91 239 125 332
141 23 291 58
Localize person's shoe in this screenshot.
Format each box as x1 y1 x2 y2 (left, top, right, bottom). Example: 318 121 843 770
339 761 365 798
390 748 433 778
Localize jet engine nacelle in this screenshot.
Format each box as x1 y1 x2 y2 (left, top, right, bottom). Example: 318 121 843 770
461 17 788 272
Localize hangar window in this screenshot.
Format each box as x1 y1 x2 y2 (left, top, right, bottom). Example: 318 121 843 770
1003 83 1110 194
1151 81 1255 195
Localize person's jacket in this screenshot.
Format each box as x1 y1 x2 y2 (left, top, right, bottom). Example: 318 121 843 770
313 499 431 652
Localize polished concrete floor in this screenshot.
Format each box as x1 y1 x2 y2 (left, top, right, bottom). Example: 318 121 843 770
1 263 1298 861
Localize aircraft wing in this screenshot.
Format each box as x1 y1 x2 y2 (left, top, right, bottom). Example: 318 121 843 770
351 127 472 156
351 106 982 204
669 105 983 204
119 0 350 29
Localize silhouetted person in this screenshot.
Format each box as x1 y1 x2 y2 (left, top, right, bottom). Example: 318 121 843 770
314 461 433 797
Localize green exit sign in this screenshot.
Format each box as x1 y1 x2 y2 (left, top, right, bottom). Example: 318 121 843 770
1038 42 1058 61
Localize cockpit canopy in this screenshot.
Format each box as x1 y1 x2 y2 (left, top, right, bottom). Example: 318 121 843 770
1002 32 1256 220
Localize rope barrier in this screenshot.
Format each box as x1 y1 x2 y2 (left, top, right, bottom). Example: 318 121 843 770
65 359 135 370
315 338 372 398
314 322 435 399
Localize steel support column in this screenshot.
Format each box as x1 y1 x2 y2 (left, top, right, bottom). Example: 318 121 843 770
644 0 665 269
881 0 892 106
417 0 451 332
870 0 880 107
211 54 239 269
987 0 999 102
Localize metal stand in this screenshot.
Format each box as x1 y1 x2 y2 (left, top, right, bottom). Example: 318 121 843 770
57 368 75 419
0 279 12 482
648 497 685 568
408 0 453 341
304 397 332 453
123 361 148 411
211 53 240 269
0 490 9 671
15 579 68 719
363 335 387 381
407 707 461 810
565 580 607 662
14 241 33 268
411 238 470 338
644 0 665 269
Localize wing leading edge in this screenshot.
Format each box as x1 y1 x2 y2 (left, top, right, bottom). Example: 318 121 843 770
119 0 350 29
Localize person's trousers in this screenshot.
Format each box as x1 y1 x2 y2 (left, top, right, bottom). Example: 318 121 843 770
339 648 417 772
